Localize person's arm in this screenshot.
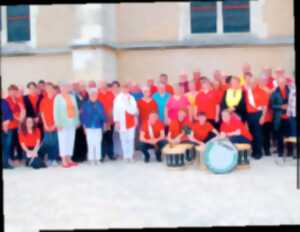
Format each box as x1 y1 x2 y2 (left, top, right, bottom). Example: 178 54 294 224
53 95 62 130
215 104 220 122
225 129 241 137
154 129 165 143
40 113 50 132
140 131 153 144
212 128 219 136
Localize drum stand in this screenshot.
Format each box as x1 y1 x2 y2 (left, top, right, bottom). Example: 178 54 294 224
275 137 297 166
235 144 251 170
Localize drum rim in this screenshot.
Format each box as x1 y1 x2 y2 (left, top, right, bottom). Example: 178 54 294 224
204 139 238 174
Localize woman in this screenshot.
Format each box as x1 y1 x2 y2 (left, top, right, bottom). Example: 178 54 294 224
80 88 106 165
166 83 191 124
195 77 220 128
185 81 198 120
113 84 138 162
221 76 247 122
54 81 80 168
18 117 46 169
219 110 252 144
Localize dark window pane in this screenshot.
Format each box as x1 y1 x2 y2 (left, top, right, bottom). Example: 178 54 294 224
191 1 217 33
223 0 250 33
7 5 30 42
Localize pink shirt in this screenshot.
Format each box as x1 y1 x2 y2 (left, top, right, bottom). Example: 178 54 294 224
166 95 189 120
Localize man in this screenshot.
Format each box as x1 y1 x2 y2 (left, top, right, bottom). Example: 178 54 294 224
139 112 167 163
244 73 268 159
38 80 47 97
98 80 116 161
2 97 14 169
152 83 171 124
270 74 293 159
6 85 25 165
193 70 202 91
179 72 189 93
262 67 276 91
113 84 138 162
39 82 60 166
23 82 43 121
159 73 174 95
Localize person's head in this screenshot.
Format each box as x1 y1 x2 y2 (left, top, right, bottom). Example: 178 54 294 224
78 81 86 92
213 70 222 82
277 75 286 88
54 85 61 94
174 83 185 96
148 112 159 125
244 72 253 86
141 86 151 98
228 76 241 89
60 81 71 95
193 70 201 81
275 67 285 80
38 80 46 93
45 82 56 97
242 63 251 74
88 80 96 88
262 66 272 77
188 81 196 92
197 112 207 124
111 81 121 94
201 77 212 91
159 73 168 84
157 83 166 94
221 109 232 123
20 117 36 134
8 84 19 97
178 109 187 122
147 79 154 86
121 83 130 94
179 73 188 83
88 88 98 102
26 82 38 96
258 73 269 87
98 80 107 90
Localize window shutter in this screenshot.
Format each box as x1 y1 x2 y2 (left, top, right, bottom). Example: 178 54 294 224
223 0 250 33
191 1 217 33
7 5 30 42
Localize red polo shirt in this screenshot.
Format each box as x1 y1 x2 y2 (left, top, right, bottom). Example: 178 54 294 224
192 121 214 142
141 120 164 140
245 86 268 113
18 128 41 148
6 96 21 129
220 115 253 141
169 118 192 141
98 90 115 124
137 98 158 123
39 95 55 130
195 90 218 120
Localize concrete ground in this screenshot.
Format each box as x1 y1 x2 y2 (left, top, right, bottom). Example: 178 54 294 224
3 154 300 231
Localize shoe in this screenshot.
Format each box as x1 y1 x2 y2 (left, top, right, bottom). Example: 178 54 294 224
100 158 105 163
157 158 162 162
62 163 72 168
52 161 60 166
3 164 14 169
69 161 78 167
144 159 150 163
109 156 116 161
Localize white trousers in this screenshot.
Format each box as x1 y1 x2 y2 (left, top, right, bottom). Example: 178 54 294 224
119 127 135 159
86 128 102 161
58 127 76 157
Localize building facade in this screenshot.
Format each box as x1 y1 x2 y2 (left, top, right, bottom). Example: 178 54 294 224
0 0 295 92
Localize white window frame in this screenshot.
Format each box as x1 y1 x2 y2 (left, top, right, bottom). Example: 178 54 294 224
178 0 267 40
0 5 38 48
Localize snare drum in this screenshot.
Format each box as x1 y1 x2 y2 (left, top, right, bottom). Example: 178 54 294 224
177 144 194 163
162 144 186 167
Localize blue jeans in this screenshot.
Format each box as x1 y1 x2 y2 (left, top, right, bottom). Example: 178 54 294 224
39 131 59 161
2 130 13 166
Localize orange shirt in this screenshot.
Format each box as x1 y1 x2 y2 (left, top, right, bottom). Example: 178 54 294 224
169 118 192 141
98 90 115 123
125 111 135 129
137 98 158 123
245 86 268 113
192 121 214 141
141 120 164 140
262 90 273 123
195 90 218 120
18 128 41 148
6 96 21 129
220 116 252 141
39 95 55 129
28 94 38 113
165 84 174 95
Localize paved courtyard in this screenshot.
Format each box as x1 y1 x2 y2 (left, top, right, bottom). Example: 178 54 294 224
3 155 300 231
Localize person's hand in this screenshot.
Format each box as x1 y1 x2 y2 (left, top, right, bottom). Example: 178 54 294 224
215 115 219 123
115 122 120 131
56 126 62 131
219 132 226 138
2 122 9 133
259 116 264 125
229 107 235 112
281 104 288 110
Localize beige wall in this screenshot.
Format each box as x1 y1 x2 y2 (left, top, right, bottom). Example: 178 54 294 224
1 53 73 96
36 5 75 48
116 3 180 43
117 45 295 85
264 0 294 37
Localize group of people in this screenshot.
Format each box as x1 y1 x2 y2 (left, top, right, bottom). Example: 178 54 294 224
1 64 297 169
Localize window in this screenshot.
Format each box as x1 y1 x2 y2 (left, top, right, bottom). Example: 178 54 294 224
7 5 30 42
191 1 217 33
190 0 250 34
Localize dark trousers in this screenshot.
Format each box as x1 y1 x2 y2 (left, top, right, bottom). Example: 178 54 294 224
25 147 47 169
10 128 24 161
247 111 263 158
229 135 251 144
289 117 297 137
275 119 293 157
207 119 219 130
72 126 87 162
139 140 168 162
2 130 13 167
102 126 114 159
262 122 272 156
39 131 59 161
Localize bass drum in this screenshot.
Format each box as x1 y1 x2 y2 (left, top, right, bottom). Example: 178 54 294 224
203 138 238 174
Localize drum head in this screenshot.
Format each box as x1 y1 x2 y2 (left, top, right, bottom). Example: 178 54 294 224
204 138 238 174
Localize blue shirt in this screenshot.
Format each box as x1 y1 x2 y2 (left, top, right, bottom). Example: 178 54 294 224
1 99 13 122
152 92 171 121
80 100 106 129
130 91 144 101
